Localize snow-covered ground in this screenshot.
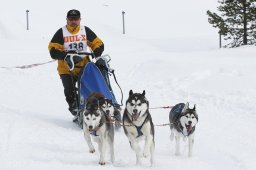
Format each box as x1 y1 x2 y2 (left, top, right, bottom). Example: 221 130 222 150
0 0 256 170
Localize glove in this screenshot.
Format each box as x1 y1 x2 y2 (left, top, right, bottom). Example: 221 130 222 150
64 54 83 70
72 55 83 64
95 58 107 68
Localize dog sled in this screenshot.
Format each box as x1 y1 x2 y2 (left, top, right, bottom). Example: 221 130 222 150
65 51 123 127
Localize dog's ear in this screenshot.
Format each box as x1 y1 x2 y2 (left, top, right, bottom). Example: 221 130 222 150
107 99 113 105
182 102 189 113
129 90 133 96
85 102 90 110
193 104 196 111
142 90 145 96
98 97 105 106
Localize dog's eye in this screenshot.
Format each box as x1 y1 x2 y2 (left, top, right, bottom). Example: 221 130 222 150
93 118 96 120
86 117 89 120
137 103 141 106
186 115 189 118
192 116 195 119
130 103 134 106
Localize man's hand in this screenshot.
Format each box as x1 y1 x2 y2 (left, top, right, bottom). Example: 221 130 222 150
95 58 107 68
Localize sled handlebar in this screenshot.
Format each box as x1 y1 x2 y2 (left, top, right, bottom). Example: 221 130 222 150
66 50 96 58
96 54 114 73
76 52 95 57
65 51 114 72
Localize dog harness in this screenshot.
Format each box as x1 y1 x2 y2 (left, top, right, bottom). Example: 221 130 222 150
89 120 103 136
133 114 150 138
90 130 98 136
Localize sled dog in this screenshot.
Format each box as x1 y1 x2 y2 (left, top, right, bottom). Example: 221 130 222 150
123 90 154 166
169 102 198 157
101 98 121 130
82 92 115 165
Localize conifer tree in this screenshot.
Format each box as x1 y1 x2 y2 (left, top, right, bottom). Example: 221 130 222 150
207 0 256 47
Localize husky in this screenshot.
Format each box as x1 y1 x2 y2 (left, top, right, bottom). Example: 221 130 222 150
82 92 115 165
123 90 154 166
101 98 122 130
169 102 198 157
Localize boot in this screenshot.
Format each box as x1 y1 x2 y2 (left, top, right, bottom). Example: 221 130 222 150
68 101 79 116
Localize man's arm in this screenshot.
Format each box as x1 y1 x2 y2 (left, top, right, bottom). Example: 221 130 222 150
48 28 66 60
85 26 104 57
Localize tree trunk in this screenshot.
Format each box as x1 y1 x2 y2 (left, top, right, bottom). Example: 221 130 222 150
242 0 248 45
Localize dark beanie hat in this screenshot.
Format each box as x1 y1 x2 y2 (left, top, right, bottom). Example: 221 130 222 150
67 9 80 18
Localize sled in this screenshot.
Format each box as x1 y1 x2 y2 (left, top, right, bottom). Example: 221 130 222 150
78 61 119 109
65 52 123 128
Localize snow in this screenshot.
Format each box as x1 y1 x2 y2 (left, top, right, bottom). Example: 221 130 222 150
0 0 256 170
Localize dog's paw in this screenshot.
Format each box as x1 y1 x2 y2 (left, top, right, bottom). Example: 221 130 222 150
99 161 106 165
143 149 150 158
89 148 95 153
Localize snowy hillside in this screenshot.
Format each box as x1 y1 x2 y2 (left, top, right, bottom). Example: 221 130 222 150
0 0 256 170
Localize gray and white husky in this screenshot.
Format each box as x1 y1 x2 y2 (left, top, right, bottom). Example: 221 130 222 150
82 93 115 165
169 102 198 157
123 90 155 166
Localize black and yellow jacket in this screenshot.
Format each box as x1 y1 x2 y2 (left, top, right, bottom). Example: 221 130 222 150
48 25 104 75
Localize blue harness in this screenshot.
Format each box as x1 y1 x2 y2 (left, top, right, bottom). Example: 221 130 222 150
90 130 98 136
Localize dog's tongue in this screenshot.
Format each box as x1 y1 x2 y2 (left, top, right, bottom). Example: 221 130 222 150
132 113 139 121
186 124 192 132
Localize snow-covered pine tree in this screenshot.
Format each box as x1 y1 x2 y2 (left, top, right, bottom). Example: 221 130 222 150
207 0 256 47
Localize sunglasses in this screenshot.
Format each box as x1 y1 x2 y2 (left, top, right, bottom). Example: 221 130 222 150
67 17 80 21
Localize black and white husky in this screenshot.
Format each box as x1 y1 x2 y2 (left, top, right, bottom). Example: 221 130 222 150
169 102 198 157
82 93 114 165
123 90 155 166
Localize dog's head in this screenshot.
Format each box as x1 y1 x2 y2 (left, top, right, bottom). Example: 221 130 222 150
83 92 105 131
85 92 105 111
180 102 198 132
83 109 103 131
101 99 115 120
126 90 149 121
